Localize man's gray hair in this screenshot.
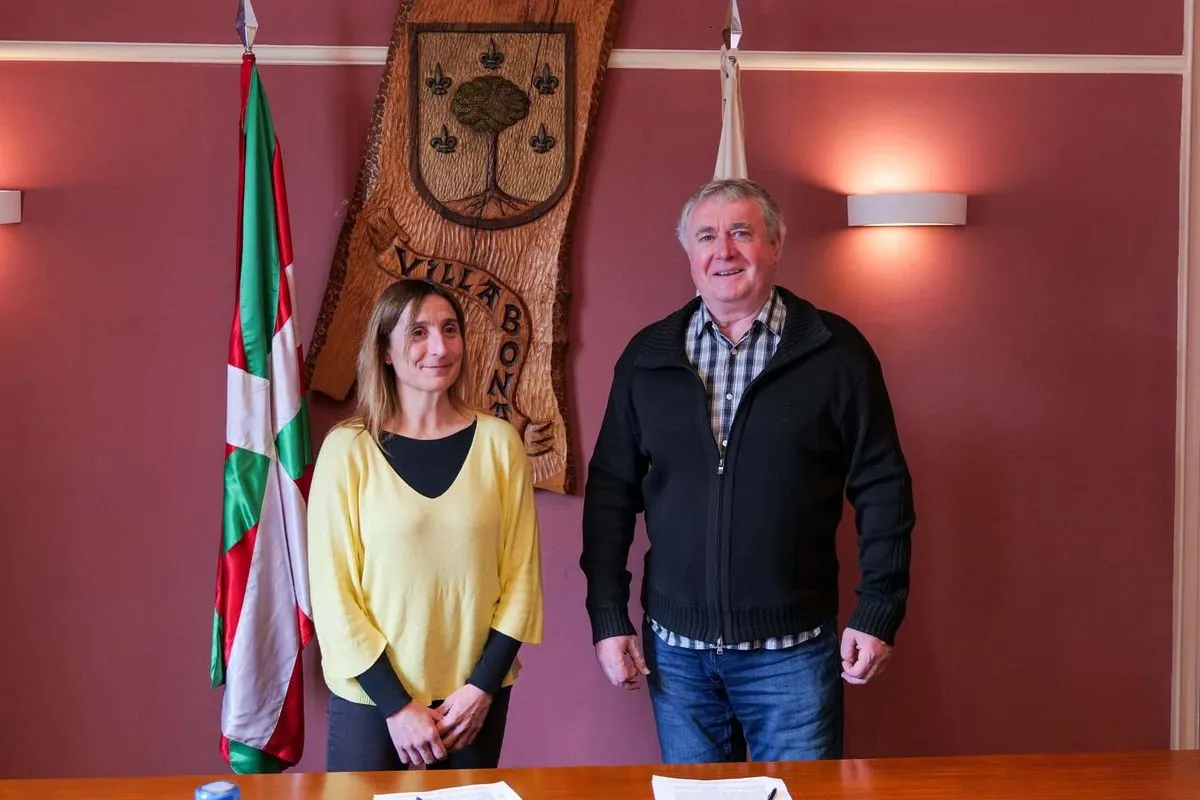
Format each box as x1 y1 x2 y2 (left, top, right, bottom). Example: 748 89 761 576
675 178 786 249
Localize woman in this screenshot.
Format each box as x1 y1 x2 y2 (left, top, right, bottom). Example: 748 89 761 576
307 278 544 772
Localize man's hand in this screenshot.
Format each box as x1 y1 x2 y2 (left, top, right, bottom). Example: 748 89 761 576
595 635 650 690
385 703 447 765
840 627 893 685
437 684 493 753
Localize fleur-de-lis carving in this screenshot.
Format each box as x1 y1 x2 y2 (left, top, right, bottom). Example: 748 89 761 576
529 123 556 154
426 63 452 96
480 38 504 70
533 63 559 95
430 125 457 154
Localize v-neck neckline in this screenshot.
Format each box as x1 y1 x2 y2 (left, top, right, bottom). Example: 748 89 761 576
376 412 481 500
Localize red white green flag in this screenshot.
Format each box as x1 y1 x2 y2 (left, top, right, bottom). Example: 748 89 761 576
211 50 315 774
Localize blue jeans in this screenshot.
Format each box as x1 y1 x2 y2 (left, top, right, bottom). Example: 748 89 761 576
643 619 844 763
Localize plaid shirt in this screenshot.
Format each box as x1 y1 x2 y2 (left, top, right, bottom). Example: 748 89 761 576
649 288 822 652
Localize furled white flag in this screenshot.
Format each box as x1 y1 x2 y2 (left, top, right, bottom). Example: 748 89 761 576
714 0 747 180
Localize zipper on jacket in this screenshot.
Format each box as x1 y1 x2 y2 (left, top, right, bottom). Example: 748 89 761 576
712 371 761 648
683 363 749 649
715 453 726 650
709 356 785 645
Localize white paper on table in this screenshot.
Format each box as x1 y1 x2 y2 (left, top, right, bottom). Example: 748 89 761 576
651 775 793 800
373 780 524 800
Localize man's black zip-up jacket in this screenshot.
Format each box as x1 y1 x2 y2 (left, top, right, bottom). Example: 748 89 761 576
580 287 915 646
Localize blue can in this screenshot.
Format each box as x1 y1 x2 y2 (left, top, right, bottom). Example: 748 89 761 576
196 781 241 800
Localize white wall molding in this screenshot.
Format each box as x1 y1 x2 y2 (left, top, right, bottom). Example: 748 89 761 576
611 49 1186 74
0 40 1186 74
0 41 384 66
1174 0 1200 753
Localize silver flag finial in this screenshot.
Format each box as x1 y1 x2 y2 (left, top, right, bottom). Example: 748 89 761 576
722 0 743 51
235 0 259 52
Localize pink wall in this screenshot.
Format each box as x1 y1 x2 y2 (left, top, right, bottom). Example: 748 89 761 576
0 0 1183 779
0 0 1183 53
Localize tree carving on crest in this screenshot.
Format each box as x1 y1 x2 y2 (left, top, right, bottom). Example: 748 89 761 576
446 75 533 218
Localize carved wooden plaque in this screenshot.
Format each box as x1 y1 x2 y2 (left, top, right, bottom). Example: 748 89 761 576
306 0 622 494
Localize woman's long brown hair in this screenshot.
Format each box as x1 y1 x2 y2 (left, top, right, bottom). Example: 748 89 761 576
346 279 469 445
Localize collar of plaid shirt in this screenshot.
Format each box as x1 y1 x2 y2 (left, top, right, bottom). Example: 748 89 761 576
690 287 786 345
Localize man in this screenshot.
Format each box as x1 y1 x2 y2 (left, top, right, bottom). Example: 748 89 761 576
579 178 915 764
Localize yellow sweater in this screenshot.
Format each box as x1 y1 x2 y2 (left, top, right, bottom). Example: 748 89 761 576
307 412 543 707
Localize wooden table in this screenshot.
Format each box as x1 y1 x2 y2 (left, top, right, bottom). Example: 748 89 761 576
3 751 1199 799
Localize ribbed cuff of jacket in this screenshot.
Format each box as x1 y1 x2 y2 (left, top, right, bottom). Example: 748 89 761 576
588 605 637 644
846 598 906 646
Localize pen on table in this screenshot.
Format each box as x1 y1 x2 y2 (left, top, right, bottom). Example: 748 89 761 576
766 788 777 800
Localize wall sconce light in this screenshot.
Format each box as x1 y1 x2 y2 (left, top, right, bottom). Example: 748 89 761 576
847 192 966 227
0 190 22 224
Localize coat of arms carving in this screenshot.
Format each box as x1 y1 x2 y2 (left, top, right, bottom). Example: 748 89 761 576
410 24 574 229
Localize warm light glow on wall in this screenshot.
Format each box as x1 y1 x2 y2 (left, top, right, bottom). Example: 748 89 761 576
830 225 962 301
824 134 952 196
